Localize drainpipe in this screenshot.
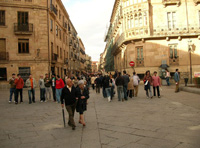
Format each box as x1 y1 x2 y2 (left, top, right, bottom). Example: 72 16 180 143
47 0 50 75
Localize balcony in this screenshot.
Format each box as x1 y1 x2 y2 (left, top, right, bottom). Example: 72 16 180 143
50 4 57 16
0 52 9 61
136 58 144 67
69 39 73 46
169 56 179 66
153 25 200 37
194 0 200 5
162 0 181 7
14 23 33 35
51 53 58 63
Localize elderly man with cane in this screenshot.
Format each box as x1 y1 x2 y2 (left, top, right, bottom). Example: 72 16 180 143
61 78 77 130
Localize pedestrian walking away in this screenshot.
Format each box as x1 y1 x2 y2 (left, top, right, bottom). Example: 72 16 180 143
127 74 134 98
61 78 77 130
14 74 24 104
44 73 51 101
102 74 112 102
122 71 130 101
91 75 96 90
55 75 65 103
39 75 46 102
115 72 125 102
144 70 153 99
110 74 115 100
174 69 180 93
50 74 56 102
165 69 171 86
133 72 140 97
76 80 89 126
25 74 37 104
95 75 101 93
8 73 16 103
152 71 161 98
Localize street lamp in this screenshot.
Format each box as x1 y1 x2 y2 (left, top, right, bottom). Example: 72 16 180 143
188 39 193 84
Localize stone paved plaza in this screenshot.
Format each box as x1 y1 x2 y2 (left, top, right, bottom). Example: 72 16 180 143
0 86 200 148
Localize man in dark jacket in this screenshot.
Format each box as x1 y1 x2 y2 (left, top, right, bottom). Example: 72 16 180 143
122 71 130 100
95 75 101 93
61 78 77 130
115 72 125 101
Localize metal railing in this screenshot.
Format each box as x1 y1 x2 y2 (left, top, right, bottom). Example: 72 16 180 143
50 4 57 15
14 23 33 33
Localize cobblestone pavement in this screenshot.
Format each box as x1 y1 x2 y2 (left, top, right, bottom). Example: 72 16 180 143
0 86 200 148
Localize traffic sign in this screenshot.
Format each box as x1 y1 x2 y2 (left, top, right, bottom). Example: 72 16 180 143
129 61 135 67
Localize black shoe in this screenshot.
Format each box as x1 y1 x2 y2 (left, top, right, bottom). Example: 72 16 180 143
68 123 72 127
15 102 18 104
29 102 32 104
72 127 75 130
33 101 35 103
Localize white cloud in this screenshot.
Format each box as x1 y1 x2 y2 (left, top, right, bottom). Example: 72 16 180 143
63 0 115 61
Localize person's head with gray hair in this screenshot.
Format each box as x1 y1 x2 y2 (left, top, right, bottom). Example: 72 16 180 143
78 80 85 90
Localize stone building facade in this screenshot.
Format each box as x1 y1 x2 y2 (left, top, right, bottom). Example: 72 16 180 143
104 0 200 84
0 0 86 85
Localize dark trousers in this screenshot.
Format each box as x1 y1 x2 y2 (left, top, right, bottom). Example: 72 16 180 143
52 86 56 101
127 90 134 98
153 86 160 97
40 88 45 101
66 103 76 128
96 84 100 93
15 89 23 103
28 89 35 103
111 86 114 100
92 84 95 90
123 84 128 100
102 87 107 98
166 77 170 86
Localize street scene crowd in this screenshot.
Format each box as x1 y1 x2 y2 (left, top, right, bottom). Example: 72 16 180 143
8 68 180 130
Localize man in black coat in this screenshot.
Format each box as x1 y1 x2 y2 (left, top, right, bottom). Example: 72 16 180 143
61 78 77 130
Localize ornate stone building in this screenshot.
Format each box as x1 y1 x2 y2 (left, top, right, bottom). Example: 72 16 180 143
0 0 86 85
104 0 200 83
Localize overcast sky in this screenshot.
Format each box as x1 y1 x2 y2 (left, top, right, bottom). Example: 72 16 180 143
62 0 115 61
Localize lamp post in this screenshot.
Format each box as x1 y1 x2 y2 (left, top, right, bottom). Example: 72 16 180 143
188 39 192 84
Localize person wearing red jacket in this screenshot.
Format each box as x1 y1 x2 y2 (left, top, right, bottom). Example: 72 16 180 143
56 75 65 103
14 74 24 104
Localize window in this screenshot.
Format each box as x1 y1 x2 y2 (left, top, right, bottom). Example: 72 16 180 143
51 42 53 53
59 29 61 40
167 12 176 29
144 12 147 26
59 10 61 19
56 25 58 36
19 67 30 81
60 48 62 59
199 10 200 27
135 14 138 27
18 39 29 53
137 47 143 60
50 19 53 31
139 13 142 26
18 12 28 24
169 44 178 59
0 68 7 81
0 11 5 26
57 46 59 57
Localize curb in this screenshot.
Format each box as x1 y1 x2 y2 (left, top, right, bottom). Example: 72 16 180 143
180 86 200 95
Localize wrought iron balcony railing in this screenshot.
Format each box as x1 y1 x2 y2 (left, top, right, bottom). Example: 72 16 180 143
0 52 9 61
50 4 57 15
14 23 33 34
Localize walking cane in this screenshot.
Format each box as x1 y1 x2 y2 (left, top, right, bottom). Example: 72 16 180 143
62 108 66 127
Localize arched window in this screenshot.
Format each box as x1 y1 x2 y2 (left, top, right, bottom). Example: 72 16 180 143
144 12 147 26
139 13 142 26
134 14 138 27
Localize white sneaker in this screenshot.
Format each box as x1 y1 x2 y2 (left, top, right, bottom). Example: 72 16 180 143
40 101 43 102
9 101 11 103
108 97 111 102
146 97 149 99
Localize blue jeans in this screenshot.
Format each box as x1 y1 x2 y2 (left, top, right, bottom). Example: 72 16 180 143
123 84 128 100
166 77 170 86
117 86 124 101
9 88 16 101
28 89 35 103
40 88 45 101
56 88 63 103
105 88 111 98
102 87 107 98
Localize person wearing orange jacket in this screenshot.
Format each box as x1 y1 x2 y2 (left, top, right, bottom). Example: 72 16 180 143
14 74 24 104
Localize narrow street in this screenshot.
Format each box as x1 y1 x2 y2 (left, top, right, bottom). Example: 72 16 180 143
0 86 200 148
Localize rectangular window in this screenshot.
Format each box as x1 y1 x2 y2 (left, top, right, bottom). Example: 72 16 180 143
167 12 176 29
18 12 28 24
51 42 53 53
50 19 53 31
57 46 59 57
0 68 7 81
19 67 30 81
59 29 61 40
0 10 5 26
56 25 58 36
136 47 143 60
18 39 29 53
60 48 62 59
169 44 178 59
